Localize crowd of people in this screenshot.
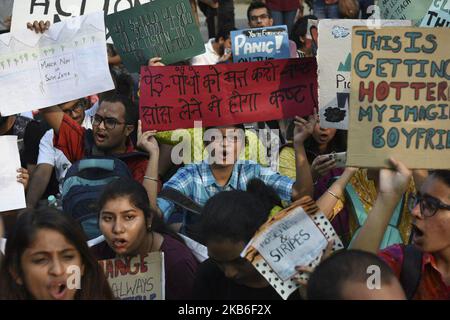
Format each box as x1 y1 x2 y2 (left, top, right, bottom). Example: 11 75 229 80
0 0 449 301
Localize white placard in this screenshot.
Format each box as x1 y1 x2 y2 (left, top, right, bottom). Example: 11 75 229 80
318 19 412 130
11 0 154 36
0 11 114 116
251 206 328 281
0 136 26 212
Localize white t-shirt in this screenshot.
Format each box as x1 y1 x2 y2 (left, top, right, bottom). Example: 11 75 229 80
37 102 98 192
190 38 221 66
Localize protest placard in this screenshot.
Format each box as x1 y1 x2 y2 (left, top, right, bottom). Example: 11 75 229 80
318 19 411 130
421 0 450 27
105 0 205 73
231 26 290 63
378 0 433 25
241 197 343 300
0 136 26 212
347 27 450 169
0 12 114 116
139 58 318 131
10 0 154 36
99 252 165 300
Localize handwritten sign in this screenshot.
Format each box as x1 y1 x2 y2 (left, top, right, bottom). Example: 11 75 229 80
241 197 344 300
139 58 318 131
252 207 327 281
347 27 450 169
379 0 433 25
0 136 26 212
105 0 205 73
0 12 114 116
11 0 154 37
99 252 165 300
318 19 411 130
231 26 290 63
421 0 450 27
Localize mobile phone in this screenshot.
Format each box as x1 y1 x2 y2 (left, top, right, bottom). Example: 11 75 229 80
322 152 347 168
332 152 347 168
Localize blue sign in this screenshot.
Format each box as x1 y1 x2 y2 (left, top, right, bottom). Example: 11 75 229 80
231 25 290 63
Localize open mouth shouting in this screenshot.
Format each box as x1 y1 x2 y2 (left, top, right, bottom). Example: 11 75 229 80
48 281 69 300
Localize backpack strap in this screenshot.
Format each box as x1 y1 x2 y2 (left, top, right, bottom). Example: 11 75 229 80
400 245 423 300
158 187 203 215
83 129 95 157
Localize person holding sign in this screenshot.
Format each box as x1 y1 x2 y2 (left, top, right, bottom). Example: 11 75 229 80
351 160 450 300
156 115 316 233
193 179 302 299
94 178 199 300
0 208 114 300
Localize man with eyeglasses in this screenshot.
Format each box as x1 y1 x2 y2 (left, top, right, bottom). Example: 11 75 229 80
39 94 158 193
351 160 450 300
26 99 97 208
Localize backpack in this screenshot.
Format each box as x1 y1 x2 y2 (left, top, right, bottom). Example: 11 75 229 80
62 156 133 240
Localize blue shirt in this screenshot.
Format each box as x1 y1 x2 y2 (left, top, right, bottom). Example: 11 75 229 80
158 160 294 222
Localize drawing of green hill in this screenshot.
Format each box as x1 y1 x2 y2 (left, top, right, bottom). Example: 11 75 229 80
338 53 351 72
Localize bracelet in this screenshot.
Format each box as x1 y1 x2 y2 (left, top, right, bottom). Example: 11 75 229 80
327 190 342 201
144 176 159 182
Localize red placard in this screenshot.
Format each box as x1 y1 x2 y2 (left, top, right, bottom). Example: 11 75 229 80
139 58 318 131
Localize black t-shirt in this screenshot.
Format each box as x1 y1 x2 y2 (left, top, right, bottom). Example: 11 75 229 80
193 259 302 300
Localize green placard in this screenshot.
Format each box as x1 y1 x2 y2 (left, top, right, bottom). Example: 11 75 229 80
105 0 205 73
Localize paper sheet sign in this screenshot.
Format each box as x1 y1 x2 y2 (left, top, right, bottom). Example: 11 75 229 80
105 0 205 73
0 136 26 212
242 197 344 300
10 0 154 38
379 0 433 26
139 58 318 131
318 19 411 130
231 26 290 63
347 27 450 169
99 252 165 300
420 0 450 27
0 12 114 116
251 207 328 281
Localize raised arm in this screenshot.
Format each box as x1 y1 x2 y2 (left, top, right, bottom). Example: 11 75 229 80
350 158 412 254
137 121 160 214
316 166 358 220
291 113 316 200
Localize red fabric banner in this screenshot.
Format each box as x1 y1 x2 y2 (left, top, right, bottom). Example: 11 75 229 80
139 58 318 131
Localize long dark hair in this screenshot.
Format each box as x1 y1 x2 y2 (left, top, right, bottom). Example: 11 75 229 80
0 208 114 300
197 179 281 243
98 178 185 245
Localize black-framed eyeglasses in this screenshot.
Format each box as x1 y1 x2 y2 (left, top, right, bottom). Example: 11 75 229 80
250 13 270 22
408 193 450 218
93 114 126 130
62 101 85 115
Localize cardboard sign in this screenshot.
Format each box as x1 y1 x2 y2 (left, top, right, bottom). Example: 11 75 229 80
421 0 450 27
231 26 290 63
347 27 450 169
10 0 154 36
105 0 205 73
139 58 318 131
379 0 433 25
251 207 328 281
99 252 165 300
0 136 26 212
318 19 411 130
0 12 114 116
241 197 344 300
